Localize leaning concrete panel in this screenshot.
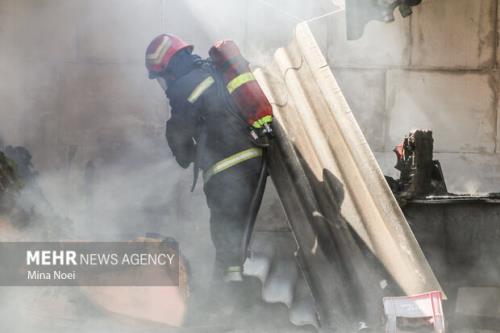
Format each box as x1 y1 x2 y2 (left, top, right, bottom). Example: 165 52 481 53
255 22 442 315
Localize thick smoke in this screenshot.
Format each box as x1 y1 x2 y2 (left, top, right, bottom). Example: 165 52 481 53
4 1 497 332
0 0 331 332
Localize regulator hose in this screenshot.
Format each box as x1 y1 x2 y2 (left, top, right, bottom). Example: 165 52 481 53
240 149 269 265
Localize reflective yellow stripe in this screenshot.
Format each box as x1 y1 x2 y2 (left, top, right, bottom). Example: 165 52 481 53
226 72 256 94
187 76 215 103
252 115 273 129
204 148 263 184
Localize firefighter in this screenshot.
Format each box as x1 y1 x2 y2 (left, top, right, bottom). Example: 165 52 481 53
145 34 270 286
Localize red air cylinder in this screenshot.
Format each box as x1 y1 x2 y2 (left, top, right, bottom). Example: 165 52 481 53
209 40 273 129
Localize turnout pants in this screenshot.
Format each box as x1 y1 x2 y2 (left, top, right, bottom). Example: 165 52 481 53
203 162 262 273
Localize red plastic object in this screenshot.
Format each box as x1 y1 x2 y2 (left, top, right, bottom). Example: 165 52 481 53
383 291 445 333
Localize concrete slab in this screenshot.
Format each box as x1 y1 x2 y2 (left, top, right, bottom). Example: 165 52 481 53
326 10 411 68
386 70 496 153
411 0 496 69
332 68 387 152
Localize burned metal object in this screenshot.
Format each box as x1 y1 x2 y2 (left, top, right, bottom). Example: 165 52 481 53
4 145 38 182
403 194 500 331
386 130 448 203
0 145 67 233
0 151 22 215
345 0 422 40
0 144 38 211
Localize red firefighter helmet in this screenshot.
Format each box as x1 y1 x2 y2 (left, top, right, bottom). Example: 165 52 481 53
145 34 193 79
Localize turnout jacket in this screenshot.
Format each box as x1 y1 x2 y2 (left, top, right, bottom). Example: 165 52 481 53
165 63 261 183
